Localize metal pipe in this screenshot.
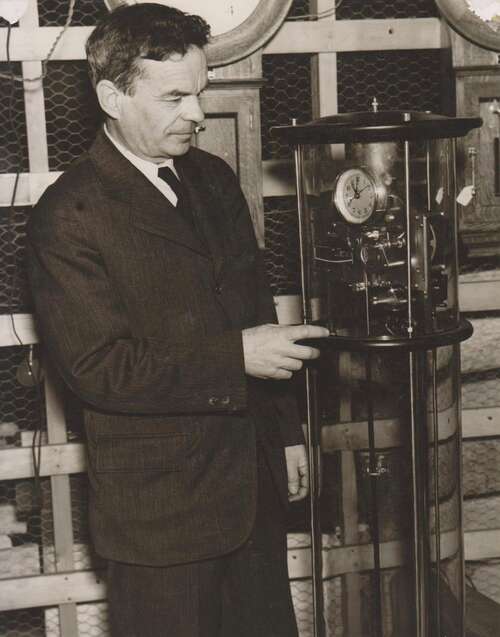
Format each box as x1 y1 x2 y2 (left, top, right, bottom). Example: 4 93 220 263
408 351 424 637
405 141 426 636
452 138 466 637
404 140 414 337
432 349 441 637
366 352 383 637
294 141 325 637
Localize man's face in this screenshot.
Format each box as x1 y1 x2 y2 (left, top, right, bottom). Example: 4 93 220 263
113 46 208 162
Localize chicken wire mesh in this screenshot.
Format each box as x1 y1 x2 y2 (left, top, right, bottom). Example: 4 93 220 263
0 608 45 637
0 478 47 580
337 49 451 116
263 197 301 295
335 0 438 20
38 0 106 27
464 495 500 532
463 439 500 497
466 561 500 606
0 346 45 441
44 603 110 637
1 0 499 634
0 207 32 315
44 62 102 172
0 64 29 174
261 54 313 161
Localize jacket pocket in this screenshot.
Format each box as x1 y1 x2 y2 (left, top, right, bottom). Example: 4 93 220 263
95 432 192 473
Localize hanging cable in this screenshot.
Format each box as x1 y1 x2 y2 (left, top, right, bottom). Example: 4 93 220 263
4 20 46 507
286 0 344 21
0 0 76 82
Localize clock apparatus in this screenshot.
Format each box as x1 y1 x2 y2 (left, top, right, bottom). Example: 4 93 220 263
273 109 482 637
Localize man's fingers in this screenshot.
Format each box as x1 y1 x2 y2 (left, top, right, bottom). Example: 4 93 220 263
284 324 330 342
288 343 321 360
272 368 293 380
279 357 304 372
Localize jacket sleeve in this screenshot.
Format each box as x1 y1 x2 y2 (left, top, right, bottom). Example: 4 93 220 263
26 192 247 415
221 160 305 448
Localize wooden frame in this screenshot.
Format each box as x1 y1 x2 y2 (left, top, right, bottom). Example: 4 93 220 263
1 3 500 630
105 0 294 67
437 0 500 52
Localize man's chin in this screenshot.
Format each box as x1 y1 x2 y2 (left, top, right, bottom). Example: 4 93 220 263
164 139 192 157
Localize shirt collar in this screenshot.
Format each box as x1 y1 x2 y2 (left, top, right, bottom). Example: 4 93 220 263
103 124 175 180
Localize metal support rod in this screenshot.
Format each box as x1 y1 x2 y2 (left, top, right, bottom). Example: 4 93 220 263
409 354 425 637
431 349 441 637
294 142 325 637
405 141 414 337
452 138 466 637
366 352 383 637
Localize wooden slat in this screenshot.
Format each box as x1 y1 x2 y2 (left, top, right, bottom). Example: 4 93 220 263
322 404 459 451
265 18 444 54
4 403 497 482
0 570 106 612
0 26 92 62
0 444 85 480
0 172 61 206
0 529 496 612
0 18 445 63
460 278 500 312
288 528 461 579
462 408 500 438
464 529 500 561
0 314 38 346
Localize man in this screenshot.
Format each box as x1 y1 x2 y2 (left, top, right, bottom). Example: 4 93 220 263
27 4 328 636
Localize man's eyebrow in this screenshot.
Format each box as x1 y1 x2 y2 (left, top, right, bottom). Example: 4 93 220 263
157 89 190 98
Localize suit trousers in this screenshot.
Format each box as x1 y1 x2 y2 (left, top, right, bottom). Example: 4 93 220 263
106 442 299 637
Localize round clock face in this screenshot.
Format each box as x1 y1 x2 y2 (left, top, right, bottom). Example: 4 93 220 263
333 168 377 224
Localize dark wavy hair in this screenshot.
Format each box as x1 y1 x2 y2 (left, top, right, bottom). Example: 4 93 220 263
86 3 210 94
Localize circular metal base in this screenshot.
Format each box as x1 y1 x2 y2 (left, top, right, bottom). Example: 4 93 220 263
308 319 473 352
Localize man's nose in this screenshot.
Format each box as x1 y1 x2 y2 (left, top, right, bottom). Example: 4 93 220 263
183 95 204 123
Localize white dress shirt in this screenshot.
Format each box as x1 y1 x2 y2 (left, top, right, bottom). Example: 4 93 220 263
104 125 180 206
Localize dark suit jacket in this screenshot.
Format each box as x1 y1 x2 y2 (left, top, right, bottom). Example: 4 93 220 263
26 130 303 566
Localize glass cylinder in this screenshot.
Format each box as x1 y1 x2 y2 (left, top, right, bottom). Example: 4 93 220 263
273 112 482 637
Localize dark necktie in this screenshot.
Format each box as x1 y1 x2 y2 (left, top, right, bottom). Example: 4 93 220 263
157 165 204 244
157 165 185 209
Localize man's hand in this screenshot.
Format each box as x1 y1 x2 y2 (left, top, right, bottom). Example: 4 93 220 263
242 324 329 380
285 444 309 502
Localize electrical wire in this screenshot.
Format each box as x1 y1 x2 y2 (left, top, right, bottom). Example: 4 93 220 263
4 21 46 508
0 0 76 82
286 0 344 21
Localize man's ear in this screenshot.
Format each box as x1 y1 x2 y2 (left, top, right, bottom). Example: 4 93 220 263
95 80 123 120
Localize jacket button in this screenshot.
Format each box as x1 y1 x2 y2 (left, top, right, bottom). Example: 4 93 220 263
208 397 219 406
214 284 222 295
220 396 230 406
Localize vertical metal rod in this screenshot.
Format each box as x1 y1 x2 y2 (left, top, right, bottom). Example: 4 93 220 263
452 138 466 637
408 352 425 637
405 140 427 636
294 140 312 325
432 349 441 637
294 143 325 637
405 141 414 337
366 353 383 637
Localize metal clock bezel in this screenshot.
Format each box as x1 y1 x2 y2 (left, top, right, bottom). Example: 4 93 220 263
104 0 294 66
333 167 377 224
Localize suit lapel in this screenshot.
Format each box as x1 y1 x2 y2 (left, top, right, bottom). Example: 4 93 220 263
89 130 208 258
175 153 228 279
